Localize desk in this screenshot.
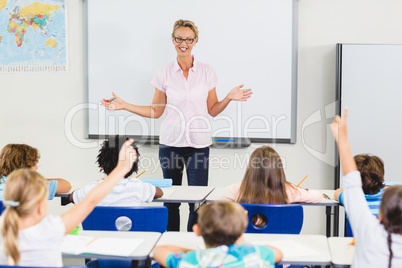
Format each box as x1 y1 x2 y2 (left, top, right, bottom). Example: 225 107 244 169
62 230 161 268
206 187 339 237
155 186 215 204
156 232 331 266
56 186 215 208
328 237 354 268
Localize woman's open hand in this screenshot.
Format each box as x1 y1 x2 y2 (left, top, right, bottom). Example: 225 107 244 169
227 84 253 101
101 92 126 111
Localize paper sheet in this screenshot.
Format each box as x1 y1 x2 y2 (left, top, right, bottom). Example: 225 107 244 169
252 239 321 258
62 235 143 256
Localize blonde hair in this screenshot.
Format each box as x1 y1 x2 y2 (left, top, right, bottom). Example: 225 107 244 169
197 201 248 247
236 146 289 204
171 19 199 40
0 144 40 178
0 169 48 265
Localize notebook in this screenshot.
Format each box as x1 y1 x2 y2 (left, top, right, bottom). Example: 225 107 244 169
141 179 173 187
61 235 143 257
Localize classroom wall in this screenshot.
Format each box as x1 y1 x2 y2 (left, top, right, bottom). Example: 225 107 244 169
2 0 402 234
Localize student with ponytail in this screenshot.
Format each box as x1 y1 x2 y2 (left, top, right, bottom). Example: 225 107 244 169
0 139 137 267
331 108 402 267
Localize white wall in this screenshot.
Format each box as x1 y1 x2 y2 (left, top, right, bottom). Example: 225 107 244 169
2 0 402 234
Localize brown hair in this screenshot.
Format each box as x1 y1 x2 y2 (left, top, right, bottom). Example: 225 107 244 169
236 146 289 204
354 154 385 195
171 19 199 40
197 201 248 247
0 169 48 265
379 186 402 268
0 144 40 178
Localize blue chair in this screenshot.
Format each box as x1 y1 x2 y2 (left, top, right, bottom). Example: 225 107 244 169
0 265 86 268
239 203 303 234
83 206 167 268
0 201 5 214
82 206 168 233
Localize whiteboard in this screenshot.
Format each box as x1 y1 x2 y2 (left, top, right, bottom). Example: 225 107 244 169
86 0 297 144
337 44 402 183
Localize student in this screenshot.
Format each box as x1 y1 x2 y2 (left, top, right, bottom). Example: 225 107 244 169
335 154 385 214
335 154 386 235
0 139 138 266
0 144 71 199
70 136 163 205
225 146 323 204
153 201 283 268
331 109 402 267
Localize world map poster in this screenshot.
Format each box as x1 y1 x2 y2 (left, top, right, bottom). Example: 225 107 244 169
0 0 67 72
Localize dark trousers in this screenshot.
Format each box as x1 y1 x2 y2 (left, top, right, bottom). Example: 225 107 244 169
159 145 209 231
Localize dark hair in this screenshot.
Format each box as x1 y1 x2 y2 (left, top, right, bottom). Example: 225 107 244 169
96 136 139 178
236 146 288 204
379 186 402 268
354 154 385 195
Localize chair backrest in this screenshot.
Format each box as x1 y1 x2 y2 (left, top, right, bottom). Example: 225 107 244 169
240 203 303 234
0 201 5 215
82 206 168 233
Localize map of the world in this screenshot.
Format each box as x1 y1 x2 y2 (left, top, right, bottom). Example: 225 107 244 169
0 0 67 72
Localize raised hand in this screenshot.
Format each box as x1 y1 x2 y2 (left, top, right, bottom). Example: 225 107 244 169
227 84 253 101
117 139 138 173
101 92 126 111
330 107 348 143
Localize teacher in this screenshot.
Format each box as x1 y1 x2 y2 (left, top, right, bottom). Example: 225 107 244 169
102 19 252 231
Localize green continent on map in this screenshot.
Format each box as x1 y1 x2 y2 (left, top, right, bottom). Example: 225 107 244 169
7 2 60 47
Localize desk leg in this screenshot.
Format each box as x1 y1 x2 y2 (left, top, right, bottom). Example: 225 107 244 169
131 260 140 268
326 206 331 237
61 196 71 206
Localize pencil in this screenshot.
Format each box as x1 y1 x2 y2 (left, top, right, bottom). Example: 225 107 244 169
296 175 308 187
348 239 355 245
136 170 146 178
86 237 98 246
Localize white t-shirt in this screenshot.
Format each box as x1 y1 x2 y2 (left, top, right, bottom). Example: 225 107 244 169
72 178 156 206
0 215 65 267
343 171 402 267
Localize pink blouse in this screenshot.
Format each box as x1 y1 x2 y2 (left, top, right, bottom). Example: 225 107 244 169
151 56 219 148
224 182 323 203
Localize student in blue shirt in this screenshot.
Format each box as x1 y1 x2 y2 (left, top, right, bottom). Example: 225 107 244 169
0 144 71 200
335 154 386 236
153 201 283 268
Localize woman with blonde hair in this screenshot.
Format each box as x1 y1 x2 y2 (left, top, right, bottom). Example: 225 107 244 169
102 19 252 231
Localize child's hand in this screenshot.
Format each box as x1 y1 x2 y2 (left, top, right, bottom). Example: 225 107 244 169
331 107 348 143
117 139 137 172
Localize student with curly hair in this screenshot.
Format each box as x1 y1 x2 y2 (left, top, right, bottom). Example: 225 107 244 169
0 144 71 200
70 136 163 205
0 139 137 266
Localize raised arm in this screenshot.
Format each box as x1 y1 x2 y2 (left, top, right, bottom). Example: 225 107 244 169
207 85 252 117
101 89 167 118
46 178 71 193
61 139 137 234
330 108 357 175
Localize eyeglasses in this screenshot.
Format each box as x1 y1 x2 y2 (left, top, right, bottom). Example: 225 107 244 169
173 37 196 44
